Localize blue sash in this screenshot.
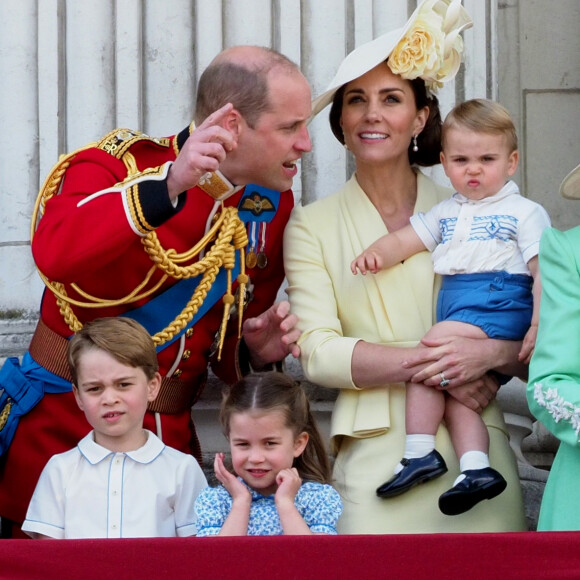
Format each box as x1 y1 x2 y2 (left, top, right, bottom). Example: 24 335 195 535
123 185 280 351
0 353 71 455
0 184 282 455
123 266 235 353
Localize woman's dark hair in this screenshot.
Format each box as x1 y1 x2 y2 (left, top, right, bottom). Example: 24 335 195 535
328 64 442 167
220 372 332 484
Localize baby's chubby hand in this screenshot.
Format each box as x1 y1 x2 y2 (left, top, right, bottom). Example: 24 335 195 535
350 251 382 275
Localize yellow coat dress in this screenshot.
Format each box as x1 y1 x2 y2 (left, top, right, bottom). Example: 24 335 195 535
284 172 526 533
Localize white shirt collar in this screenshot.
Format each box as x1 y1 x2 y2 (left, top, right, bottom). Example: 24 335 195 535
78 430 165 465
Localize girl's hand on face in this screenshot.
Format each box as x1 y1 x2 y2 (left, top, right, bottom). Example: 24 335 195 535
274 467 302 504
214 453 251 502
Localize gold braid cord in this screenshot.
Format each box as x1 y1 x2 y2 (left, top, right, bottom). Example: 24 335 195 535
31 149 249 358
0 400 12 432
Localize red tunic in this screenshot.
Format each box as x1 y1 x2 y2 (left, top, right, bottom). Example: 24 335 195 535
0 126 293 529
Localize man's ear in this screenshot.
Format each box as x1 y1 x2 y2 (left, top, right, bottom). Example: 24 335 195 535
224 109 243 138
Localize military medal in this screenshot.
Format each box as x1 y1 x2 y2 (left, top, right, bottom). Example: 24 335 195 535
246 221 259 268
246 250 258 269
257 222 268 268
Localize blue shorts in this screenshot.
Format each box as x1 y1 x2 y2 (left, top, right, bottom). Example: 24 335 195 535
436 272 533 340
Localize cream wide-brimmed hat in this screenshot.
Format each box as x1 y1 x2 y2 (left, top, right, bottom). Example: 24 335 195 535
560 163 580 200
311 0 473 117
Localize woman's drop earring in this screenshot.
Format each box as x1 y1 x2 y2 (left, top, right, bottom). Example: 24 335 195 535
412 135 419 152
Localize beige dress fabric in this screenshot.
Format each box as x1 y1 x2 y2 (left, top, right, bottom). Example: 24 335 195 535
284 172 526 533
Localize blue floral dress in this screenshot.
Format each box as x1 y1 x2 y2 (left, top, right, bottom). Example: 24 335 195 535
195 479 342 536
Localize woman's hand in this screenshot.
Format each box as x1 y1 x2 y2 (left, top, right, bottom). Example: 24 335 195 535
404 335 505 387
443 374 500 414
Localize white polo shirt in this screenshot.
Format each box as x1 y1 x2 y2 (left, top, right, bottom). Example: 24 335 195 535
22 430 207 539
410 180 551 275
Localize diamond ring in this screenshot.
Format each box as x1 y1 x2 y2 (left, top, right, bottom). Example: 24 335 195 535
439 372 450 388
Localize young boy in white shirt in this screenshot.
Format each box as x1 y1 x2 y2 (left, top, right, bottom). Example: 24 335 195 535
22 317 207 539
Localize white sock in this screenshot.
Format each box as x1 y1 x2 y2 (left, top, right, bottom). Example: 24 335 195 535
393 434 436 474
453 451 490 485
459 450 490 472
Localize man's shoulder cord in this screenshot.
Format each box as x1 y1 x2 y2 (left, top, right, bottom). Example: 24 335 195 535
31 129 248 356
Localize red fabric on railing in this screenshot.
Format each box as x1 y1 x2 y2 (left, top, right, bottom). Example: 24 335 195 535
1 532 579 579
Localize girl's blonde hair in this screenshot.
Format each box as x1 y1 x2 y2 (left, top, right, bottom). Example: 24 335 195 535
220 372 331 484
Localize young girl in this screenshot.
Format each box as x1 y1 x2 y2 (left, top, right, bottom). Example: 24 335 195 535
194 372 342 535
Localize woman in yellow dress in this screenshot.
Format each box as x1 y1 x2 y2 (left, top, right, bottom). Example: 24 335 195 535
284 0 527 533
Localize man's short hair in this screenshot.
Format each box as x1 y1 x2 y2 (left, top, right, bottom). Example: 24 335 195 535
195 47 299 128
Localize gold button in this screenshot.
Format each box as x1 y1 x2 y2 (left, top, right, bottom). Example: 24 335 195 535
182 349 191 361
186 328 194 339
173 369 183 378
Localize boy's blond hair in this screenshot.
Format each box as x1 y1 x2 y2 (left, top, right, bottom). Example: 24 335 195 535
442 98 518 152
68 317 159 384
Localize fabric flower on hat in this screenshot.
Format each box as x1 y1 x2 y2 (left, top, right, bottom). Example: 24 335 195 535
388 0 471 92
310 0 473 117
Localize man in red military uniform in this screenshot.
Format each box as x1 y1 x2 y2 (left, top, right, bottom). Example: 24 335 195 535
0 46 312 537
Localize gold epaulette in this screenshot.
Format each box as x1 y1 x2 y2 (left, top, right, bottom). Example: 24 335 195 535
96 128 170 160
31 127 249 357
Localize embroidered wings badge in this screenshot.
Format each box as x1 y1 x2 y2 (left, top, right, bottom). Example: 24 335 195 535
240 193 275 217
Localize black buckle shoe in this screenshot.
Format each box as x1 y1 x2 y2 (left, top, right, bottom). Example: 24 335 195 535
438 467 507 516
376 450 448 498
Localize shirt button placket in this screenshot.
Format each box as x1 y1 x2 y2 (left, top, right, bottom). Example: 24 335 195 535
108 454 124 538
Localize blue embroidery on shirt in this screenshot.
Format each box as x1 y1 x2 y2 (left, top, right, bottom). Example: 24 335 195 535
439 215 518 244
470 215 518 241
439 217 457 244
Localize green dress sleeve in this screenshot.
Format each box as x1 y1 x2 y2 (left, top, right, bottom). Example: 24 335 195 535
528 226 580 447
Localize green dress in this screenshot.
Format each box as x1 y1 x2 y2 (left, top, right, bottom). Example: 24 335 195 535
528 226 580 530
